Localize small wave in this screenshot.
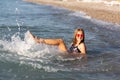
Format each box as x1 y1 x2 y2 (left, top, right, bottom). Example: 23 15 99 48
69 11 91 19
90 19 120 31
82 0 103 3
82 0 120 6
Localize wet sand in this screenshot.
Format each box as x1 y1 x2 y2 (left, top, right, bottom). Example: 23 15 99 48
25 0 120 24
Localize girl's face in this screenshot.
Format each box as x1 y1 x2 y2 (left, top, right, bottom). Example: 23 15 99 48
76 31 83 42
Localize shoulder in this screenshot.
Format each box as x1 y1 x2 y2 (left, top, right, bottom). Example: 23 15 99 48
70 43 74 46
78 42 86 54
78 42 86 49
79 42 85 46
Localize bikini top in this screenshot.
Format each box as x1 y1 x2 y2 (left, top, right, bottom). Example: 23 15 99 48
69 44 81 53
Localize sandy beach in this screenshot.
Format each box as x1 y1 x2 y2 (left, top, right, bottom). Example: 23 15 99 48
25 0 120 24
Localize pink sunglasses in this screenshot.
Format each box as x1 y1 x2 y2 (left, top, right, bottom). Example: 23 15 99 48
76 34 83 38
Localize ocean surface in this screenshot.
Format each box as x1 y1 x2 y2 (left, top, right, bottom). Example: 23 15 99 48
0 0 120 80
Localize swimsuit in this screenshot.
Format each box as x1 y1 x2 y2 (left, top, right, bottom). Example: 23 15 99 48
68 44 81 53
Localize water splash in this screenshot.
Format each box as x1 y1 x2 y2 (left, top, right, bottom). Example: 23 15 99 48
0 31 66 72
0 30 120 72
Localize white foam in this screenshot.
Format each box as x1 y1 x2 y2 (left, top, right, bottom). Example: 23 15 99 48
24 31 36 45
81 0 120 6
0 31 55 57
82 0 103 3
69 9 120 31
91 18 120 31
69 11 91 19
104 1 120 6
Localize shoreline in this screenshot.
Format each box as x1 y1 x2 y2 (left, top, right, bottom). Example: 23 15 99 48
25 0 120 24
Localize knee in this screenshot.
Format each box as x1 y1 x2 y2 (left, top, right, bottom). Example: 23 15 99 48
58 39 64 43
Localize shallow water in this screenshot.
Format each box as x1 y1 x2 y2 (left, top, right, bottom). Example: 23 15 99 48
0 0 120 80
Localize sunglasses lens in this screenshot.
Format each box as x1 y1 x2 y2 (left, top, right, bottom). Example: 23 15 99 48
77 34 80 37
76 34 83 38
81 34 83 37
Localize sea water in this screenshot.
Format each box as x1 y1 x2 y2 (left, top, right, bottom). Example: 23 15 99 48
0 0 120 80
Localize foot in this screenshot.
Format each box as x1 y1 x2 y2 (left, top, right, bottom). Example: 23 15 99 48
27 31 36 42
37 38 45 43
27 31 44 43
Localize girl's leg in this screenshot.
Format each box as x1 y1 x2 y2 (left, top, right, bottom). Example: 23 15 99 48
42 38 67 52
28 31 67 52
